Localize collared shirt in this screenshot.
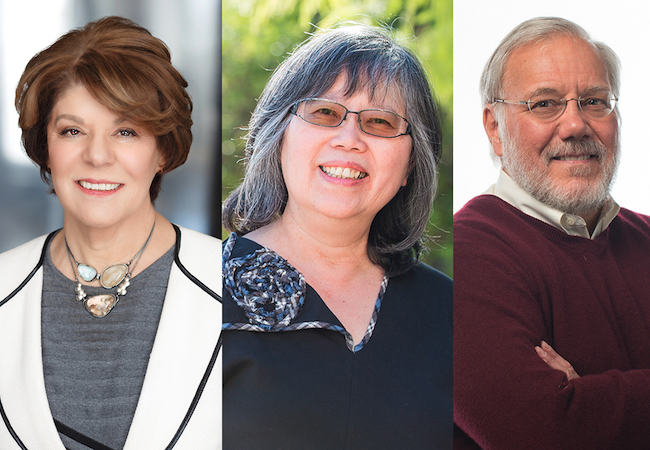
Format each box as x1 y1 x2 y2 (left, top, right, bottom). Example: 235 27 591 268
483 170 620 239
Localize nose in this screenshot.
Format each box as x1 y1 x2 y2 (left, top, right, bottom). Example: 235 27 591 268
82 135 115 166
557 99 594 141
330 112 367 151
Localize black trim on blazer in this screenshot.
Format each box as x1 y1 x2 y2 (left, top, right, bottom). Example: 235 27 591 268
55 420 115 450
0 227 223 449
165 333 223 450
164 224 222 449
0 231 57 309
171 224 222 303
0 231 57 449
0 400 27 450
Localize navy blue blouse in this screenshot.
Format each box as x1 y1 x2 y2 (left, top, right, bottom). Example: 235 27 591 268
222 234 452 449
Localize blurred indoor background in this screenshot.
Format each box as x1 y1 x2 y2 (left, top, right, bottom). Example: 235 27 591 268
0 0 220 253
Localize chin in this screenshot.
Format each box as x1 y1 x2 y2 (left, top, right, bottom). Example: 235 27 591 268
64 207 129 229
538 177 610 216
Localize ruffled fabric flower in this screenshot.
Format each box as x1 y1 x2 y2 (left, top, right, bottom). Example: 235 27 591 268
224 247 306 331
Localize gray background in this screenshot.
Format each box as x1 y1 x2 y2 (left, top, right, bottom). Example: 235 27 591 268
0 0 220 253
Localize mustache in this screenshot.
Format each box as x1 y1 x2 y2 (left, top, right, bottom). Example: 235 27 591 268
542 140 609 163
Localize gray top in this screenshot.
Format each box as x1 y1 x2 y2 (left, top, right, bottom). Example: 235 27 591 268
41 237 174 450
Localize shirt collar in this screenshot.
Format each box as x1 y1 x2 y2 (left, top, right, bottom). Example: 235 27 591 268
484 170 619 239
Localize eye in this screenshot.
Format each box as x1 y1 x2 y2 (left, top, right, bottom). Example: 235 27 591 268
530 99 559 110
582 97 607 108
60 127 81 136
302 101 343 126
361 111 400 130
117 128 138 137
313 108 339 118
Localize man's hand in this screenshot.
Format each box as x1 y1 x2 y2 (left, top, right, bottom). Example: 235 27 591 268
535 341 580 380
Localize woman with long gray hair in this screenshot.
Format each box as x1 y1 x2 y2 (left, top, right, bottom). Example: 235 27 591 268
222 24 452 448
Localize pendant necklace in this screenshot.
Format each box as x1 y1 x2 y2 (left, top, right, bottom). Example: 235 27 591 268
64 219 156 318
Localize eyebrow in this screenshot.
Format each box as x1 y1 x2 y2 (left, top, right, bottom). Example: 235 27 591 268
53 114 84 125
53 115 128 126
529 86 612 98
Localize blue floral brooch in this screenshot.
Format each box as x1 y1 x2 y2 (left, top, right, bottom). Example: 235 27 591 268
224 247 306 331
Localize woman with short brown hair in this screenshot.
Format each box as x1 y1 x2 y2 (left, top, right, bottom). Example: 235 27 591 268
0 16 220 450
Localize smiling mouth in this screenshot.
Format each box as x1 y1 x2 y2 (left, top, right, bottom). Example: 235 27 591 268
320 166 368 180
78 181 121 191
553 155 594 161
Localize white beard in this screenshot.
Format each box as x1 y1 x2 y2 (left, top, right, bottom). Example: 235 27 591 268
500 128 619 216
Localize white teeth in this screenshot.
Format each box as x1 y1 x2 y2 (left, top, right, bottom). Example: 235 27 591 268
556 155 591 161
320 166 367 180
79 180 120 191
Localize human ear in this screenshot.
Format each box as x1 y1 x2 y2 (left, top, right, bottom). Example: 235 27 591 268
483 107 503 157
155 151 166 174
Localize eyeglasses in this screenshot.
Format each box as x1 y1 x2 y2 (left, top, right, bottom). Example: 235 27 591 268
290 98 411 138
492 92 618 121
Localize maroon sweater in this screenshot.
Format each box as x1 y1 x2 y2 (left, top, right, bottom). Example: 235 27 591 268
454 195 650 450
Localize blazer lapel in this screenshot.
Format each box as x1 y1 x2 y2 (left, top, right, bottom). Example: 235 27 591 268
124 228 221 449
0 229 221 450
0 236 66 449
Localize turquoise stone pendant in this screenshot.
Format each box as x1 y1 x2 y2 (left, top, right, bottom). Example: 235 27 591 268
77 263 98 282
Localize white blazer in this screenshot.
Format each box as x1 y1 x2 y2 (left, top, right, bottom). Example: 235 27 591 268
0 225 222 449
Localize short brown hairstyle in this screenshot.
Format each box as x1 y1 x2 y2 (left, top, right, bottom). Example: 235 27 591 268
15 16 193 202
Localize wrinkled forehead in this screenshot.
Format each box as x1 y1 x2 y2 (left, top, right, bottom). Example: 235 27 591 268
501 35 610 97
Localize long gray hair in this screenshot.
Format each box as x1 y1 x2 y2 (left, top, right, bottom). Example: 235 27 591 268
222 24 442 276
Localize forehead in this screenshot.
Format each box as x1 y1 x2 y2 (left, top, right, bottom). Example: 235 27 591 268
50 84 104 113
318 73 406 112
502 35 610 97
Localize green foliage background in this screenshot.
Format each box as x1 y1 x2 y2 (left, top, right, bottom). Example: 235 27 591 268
222 0 453 277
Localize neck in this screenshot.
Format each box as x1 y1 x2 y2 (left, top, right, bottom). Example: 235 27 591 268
50 207 175 283
64 209 157 262
248 202 377 276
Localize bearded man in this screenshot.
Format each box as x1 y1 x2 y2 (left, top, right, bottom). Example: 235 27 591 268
454 17 650 449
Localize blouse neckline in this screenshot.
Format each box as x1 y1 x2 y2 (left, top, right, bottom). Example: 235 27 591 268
222 233 388 352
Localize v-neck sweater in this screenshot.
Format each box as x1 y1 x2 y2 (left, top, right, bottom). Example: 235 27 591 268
454 194 650 449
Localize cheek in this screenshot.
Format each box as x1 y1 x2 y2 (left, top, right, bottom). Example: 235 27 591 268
511 119 553 156
279 148 305 195
399 155 411 187
127 145 163 182
46 142 71 175
596 120 618 150
279 123 309 182
392 143 412 187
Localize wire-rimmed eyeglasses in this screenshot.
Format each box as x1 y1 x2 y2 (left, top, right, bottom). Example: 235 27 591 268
291 98 411 138
492 93 618 121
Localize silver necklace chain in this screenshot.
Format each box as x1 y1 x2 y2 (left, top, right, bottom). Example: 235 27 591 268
64 219 156 318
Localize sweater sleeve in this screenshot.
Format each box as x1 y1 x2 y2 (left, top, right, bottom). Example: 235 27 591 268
453 199 650 450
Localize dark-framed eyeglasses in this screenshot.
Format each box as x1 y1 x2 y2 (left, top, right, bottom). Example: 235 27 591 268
290 98 411 138
492 92 618 121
